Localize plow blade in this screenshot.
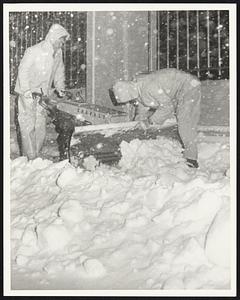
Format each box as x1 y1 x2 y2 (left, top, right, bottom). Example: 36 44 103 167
70 122 229 166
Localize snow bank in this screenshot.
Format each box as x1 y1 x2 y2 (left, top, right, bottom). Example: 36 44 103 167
10 136 231 290
204 205 230 268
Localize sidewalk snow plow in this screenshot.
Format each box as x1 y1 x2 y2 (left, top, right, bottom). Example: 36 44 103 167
39 90 229 166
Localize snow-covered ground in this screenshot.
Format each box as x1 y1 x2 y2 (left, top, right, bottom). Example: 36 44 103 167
7 78 235 296
8 132 234 295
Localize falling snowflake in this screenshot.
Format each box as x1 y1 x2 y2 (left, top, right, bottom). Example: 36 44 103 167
206 71 214 78
10 15 15 22
106 28 114 35
10 40 16 48
76 114 85 121
80 64 86 70
96 143 103 149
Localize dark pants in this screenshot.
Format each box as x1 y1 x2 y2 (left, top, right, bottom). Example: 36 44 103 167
51 108 75 161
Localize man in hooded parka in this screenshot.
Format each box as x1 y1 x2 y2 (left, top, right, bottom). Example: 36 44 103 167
14 23 70 160
112 68 201 168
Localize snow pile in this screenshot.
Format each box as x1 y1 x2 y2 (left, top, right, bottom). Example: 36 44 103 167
82 155 100 171
10 136 231 290
204 205 230 268
198 142 230 173
119 136 185 176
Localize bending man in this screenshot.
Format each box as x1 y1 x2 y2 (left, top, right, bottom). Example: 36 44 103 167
112 68 201 168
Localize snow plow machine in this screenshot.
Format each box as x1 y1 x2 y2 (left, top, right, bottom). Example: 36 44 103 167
38 89 229 166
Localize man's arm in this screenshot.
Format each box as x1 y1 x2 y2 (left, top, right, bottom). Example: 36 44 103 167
53 50 66 93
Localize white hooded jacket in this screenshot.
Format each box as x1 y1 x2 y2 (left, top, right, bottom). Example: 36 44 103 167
15 24 70 96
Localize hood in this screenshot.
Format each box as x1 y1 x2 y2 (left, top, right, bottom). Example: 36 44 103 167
45 24 70 44
112 81 139 103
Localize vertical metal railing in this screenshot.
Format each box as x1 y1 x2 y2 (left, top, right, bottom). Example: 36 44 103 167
196 11 200 78
176 11 179 70
30 13 33 47
122 12 129 80
206 10 210 73
166 11 170 68
69 14 73 87
186 11 190 70
156 10 229 80
91 11 96 104
217 10 222 77
35 13 38 44
41 12 44 41
25 13 28 48
77 13 80 87
156 12 160 69
147 11 153 72
19 13 23 58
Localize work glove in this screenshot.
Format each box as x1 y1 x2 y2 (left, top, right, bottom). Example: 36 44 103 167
129 99 139 107
56 89 66 98
186 158 199 168
24 90 33 100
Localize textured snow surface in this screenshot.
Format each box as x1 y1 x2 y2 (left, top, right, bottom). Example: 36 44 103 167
10 136 231 291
